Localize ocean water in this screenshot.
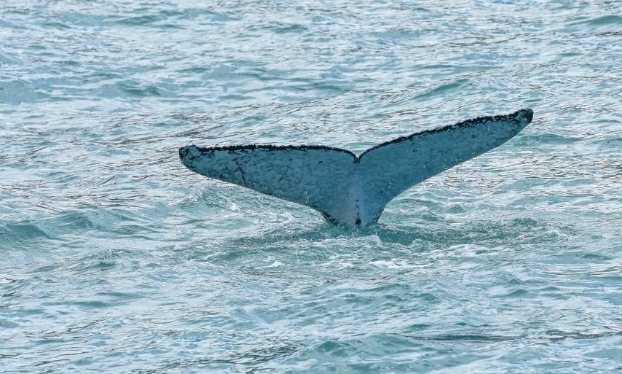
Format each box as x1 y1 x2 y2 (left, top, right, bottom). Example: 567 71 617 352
1 0 621 372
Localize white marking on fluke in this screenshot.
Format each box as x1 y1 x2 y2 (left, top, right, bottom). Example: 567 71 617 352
179 109 533 227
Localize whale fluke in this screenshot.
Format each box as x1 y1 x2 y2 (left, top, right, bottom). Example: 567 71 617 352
179 109 533 227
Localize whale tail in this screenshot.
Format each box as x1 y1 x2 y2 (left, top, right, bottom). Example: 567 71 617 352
180 109 533 227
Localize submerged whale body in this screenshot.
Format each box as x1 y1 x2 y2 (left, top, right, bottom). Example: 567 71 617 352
179 109 533 227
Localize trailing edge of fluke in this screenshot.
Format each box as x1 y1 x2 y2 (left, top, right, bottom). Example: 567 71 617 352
179 109 533 227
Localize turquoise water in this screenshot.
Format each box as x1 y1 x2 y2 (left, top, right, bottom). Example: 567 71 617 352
1 0 621 372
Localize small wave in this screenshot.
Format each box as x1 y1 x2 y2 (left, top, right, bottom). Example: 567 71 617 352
0 221 50 247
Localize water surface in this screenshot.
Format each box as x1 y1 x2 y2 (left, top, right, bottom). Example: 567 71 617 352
1 0 622 372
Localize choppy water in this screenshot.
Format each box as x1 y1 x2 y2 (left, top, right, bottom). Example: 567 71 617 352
1 0 622 372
